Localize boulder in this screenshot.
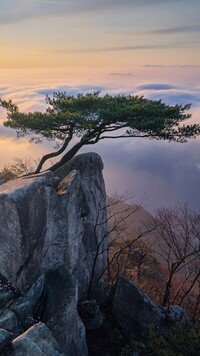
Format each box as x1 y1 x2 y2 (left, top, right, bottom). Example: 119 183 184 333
0 329 13 353
78 299 104 330
10 275 45 330
43 266 88 356
162 305 188 327
109 276 188 342
0 153 108 354
0 310 23 337
0 274 19 310
0 153 107 299
3 322 64 356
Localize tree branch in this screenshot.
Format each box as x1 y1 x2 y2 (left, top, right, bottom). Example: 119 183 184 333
34 129 73 173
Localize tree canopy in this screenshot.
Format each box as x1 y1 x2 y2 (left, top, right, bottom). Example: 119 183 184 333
0 91 200 173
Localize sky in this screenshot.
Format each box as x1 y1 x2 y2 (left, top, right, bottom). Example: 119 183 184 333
0 0 200 212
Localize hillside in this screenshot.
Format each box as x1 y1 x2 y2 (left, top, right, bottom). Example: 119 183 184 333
107 196 155 243
107 198 200 321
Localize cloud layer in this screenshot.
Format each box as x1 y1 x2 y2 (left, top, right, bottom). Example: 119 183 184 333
0 77 200 212
1 0 197 25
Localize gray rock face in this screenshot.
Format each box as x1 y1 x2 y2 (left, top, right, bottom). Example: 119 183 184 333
0 328 13 353
162 305 188 327
43 266 87 356
0 153 108 355
0 274 19 309
78 299 104 330
55 153 108 299
4 322 64 356
109 276 188 342
0 153 107 298
0 310 23 337
10 275 45 330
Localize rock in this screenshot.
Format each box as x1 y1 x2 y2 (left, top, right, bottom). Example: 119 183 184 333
0 274 19 310
43 266 88 356
0 329 13 353
86 315 124 356
0 153 107 299
162 305 188 326
109 276 161 341
0 171 53 292
109 276 188 342
55 153 108 299
0 153 108 353
10 275 45 330
78 299 104 330
0 310 23 337
3 322 64 356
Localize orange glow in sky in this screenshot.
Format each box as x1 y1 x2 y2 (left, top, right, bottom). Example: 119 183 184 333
0 0 200 210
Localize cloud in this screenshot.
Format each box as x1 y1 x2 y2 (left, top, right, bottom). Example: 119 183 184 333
143 64 200 68
137 83 175 91
148 24 200 35
67 37 200 53
134 83 200 108
90 138 200 212
34 44 183 55
0 86 9 93
137 90 200 107
1 80 200 108
70 44 174 53
0 0 196 26
109 72 135 77
1 81 200 114
1 79 200 212
0 84 127 116
37 84 106 96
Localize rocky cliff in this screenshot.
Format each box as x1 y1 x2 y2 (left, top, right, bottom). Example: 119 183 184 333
0 152 108 355
0 152 189 356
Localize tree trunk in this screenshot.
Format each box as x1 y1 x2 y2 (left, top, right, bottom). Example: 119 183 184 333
34 133 73 173
48 141 85 172
162 272 174 307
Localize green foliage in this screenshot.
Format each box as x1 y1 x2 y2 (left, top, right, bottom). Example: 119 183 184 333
1 92 197 142
120 340 146 355
148 324 200 356
1 92 200 172
0 166 18 182
120 323 200 356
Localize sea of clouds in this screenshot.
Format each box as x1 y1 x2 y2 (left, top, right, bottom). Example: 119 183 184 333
0 77 200 213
